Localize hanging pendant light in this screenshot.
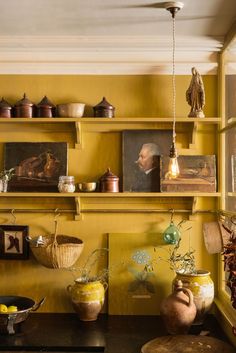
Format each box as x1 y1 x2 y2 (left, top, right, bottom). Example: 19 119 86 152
165 2 184 178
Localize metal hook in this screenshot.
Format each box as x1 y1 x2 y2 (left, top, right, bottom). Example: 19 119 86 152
54 208 61 221
169 208 174 223
11 209 16 225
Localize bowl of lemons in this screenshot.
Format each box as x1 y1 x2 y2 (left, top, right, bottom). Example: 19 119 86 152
0 296 45 334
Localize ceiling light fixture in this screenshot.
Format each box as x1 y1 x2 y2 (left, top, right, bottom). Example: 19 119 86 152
165 1 184 179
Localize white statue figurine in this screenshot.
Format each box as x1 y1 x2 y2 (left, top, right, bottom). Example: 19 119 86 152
186 67 205 118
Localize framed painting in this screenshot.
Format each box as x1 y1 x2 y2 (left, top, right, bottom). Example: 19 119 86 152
160 155 217 192
4 142 68 192
122 130 172 192
108 233 162 315
0 225 29 260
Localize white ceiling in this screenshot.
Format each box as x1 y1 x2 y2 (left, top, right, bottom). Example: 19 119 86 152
0 0 236 74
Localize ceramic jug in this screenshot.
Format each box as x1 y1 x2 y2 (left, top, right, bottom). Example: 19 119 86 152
67 278 108 321
160 280 196 334
173 270 214 325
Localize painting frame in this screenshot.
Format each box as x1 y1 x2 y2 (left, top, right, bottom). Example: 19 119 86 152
122 130 173 192
0 225 29 260
4 142 68 192
160 155 217 193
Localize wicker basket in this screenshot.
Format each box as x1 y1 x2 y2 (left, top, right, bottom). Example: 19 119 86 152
30 220 84 269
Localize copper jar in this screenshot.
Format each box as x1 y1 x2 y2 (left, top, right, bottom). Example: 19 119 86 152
100 168 119 192
14 93 35 118
93 97 115 118
36 96 56 118
0 97 12 118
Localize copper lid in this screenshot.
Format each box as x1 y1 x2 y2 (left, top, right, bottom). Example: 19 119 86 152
15 93 34 106
93 97 114 111
0 97 12 109
100 168 119 181
37 95 55 108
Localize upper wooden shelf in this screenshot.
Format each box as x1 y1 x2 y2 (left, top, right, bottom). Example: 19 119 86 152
0 117 220 149
0 117 221 123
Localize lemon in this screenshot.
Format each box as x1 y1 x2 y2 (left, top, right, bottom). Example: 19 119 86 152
0 304 8 313
7 305 18 313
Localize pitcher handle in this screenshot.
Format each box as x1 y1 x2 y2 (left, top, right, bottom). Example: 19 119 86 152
103 282 108 292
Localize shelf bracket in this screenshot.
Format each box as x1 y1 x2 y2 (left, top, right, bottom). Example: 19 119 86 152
74 197 83 220
75 121 82 149
189 121 197 149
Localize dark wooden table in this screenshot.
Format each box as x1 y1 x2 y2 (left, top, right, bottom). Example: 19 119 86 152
0 313 233 353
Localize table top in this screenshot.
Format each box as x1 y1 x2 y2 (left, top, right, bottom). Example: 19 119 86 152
0 313 233 353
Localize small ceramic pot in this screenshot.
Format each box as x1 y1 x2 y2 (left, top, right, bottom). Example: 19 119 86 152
67 279 108 321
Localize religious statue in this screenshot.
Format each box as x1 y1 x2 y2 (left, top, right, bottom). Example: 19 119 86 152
186 67 205 118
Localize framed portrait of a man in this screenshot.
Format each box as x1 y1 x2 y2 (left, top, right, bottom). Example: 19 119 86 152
122 130 173 192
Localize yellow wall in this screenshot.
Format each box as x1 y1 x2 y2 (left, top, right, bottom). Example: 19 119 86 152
0 74 218 313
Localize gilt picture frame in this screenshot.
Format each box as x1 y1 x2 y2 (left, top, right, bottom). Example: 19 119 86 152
0 225 29 260
4 142 68 192
122 130 173 192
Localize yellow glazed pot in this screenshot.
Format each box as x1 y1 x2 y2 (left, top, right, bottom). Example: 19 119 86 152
173 270 214 325
67 279 108 321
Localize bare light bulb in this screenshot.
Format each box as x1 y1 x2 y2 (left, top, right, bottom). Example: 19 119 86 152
168 142 180 178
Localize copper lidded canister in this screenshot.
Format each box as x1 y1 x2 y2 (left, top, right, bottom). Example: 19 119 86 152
14 93 35 118
100 168 119 192
0 97 12 118
93 97 115 118
36 96 56 118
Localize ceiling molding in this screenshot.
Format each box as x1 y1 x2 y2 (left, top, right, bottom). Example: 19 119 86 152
0 35 222 75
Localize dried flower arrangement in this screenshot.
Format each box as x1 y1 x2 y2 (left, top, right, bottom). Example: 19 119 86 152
69 248 109 283
222 220 236 309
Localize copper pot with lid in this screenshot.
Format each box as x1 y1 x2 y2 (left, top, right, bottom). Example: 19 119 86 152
36 95 56 118
0 97 12 118
93 97 115 118
14 93 35 118
100 168 119 192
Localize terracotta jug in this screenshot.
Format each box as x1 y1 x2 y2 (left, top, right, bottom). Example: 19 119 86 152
160 280 196 334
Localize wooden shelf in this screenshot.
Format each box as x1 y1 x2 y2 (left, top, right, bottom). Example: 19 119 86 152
0 117 220 149
0 192 221 198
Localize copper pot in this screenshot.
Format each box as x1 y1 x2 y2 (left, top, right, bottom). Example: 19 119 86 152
100 168 119 192
93 97 115 118
0 97 12 118
36 95 56 118
14 93 35 118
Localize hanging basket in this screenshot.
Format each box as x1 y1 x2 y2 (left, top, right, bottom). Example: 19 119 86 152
30 220 84 269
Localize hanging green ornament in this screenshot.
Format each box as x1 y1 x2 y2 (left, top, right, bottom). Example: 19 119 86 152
163 210 181 244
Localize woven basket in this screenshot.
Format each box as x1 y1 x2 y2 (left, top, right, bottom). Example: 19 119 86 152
30 221 84 269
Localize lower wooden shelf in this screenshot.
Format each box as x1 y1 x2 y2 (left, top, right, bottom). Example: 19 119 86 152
0 192 221 220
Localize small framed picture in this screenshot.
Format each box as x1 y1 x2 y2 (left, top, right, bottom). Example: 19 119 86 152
160 155 217 192
4 142 68 192
0 225 29 260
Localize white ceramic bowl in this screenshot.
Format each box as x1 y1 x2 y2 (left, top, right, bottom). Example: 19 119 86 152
57 103 85 118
